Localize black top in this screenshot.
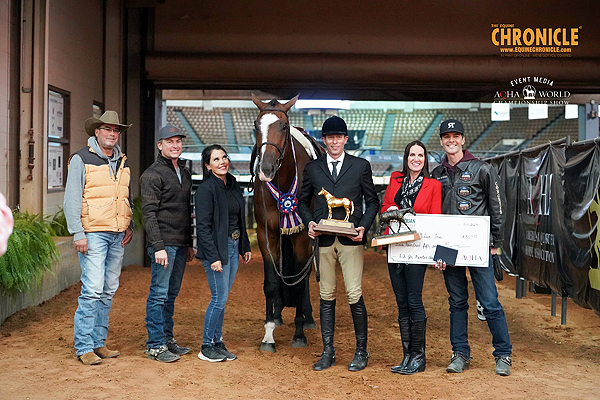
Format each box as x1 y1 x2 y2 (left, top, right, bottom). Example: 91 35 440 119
226 183 241 236
195 172 251 265
140 154 192 251
298 153 380 247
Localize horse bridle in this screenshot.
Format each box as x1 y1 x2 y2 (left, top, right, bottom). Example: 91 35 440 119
254 108 290 172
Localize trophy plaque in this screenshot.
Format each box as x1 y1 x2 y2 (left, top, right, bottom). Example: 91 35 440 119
371 208 421 246
313 188 359 236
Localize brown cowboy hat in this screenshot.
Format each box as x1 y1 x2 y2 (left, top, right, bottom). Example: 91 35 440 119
84 110 132 136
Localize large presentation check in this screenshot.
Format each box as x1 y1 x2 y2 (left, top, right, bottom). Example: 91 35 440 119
387 214 491 267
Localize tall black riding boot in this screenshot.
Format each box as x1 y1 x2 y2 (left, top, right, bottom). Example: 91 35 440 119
390 317 411 373
348 296 369 372
313 299 336 371
399 318 426 374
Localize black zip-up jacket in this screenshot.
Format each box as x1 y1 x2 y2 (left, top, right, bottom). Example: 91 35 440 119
431 152 505 248
194 172 251 265
140 154 192 251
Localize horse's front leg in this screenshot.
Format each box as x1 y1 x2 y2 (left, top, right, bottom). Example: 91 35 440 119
328 206 332 220
261 295 277 353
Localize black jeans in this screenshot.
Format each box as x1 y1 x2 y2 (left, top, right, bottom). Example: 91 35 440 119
388 263 427 321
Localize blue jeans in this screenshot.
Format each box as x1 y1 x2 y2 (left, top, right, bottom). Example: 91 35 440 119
388 263 427 321
202 238 239 345
443 255 512 358
145 246 188 349
74 231 125 356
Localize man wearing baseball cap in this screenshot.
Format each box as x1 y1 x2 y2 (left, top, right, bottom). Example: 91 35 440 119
432 119 513 376
298 115 379 372
64 110 134 365
141 125 195 362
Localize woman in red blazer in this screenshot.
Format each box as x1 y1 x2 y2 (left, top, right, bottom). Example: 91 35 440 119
381 140 441 375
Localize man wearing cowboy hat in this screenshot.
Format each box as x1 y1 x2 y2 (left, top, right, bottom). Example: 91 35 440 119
64 110 134 365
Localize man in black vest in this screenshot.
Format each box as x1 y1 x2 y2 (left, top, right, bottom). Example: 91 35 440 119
298 115 379 372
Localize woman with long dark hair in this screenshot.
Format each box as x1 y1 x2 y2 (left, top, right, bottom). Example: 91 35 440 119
381 140 441 374
195 144 251 362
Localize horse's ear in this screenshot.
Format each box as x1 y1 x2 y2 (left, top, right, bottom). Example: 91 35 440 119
252 93 266 110
283 94 300 112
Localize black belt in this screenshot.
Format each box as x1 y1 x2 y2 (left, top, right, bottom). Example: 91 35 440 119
230 229 240 240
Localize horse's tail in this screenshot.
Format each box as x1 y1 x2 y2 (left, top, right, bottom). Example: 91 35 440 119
351 200 355 217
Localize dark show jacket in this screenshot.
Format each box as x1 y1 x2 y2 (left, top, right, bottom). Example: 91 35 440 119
298 153 380 247
194 171 251 265
431 152 505 248
381 172 442 215
140 154 192 251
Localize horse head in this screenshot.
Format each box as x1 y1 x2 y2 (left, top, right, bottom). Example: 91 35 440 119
252 93 299 182
317 188 327 197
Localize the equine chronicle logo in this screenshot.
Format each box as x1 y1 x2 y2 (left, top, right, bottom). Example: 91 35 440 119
494 76 570 105
490 24 581 58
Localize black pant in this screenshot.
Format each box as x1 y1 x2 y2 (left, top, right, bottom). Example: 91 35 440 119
388 263 427 321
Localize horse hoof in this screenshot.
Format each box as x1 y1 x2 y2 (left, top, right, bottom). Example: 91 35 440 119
291 337 308 348
303 318 316 330
260 342 277 353
274 318 283 327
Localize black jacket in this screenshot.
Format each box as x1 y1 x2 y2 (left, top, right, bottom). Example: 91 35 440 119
195 172 251 265
140 154 192 251
431 154 505 248
298 153 380 247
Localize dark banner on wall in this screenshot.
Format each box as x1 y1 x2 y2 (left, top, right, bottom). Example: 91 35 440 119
490 154 520 275
562 143 600 312
489 139 600 315
517 145 565 294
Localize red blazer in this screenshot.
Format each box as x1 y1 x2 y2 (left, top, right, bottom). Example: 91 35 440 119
381 171 442 215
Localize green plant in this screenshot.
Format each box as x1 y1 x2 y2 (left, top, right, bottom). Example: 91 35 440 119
0 211 60 293
132 196 143 231
49 207 71 237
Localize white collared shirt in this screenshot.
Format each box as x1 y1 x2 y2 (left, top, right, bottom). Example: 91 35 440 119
326 152 345 175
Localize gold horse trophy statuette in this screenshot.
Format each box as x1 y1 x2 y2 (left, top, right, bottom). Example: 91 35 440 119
318 188 355 222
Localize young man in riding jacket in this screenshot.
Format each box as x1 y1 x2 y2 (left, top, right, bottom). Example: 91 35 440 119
431 119 512 376
298 116 380 372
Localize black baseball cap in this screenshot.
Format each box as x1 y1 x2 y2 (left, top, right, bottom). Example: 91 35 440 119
158 125 186 141
439 119 464 137
321 116 348 137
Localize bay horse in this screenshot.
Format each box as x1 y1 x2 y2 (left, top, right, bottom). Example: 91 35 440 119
251 94 323 352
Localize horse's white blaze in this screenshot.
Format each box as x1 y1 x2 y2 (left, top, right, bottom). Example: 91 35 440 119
262 321 276 344
258 113 280 159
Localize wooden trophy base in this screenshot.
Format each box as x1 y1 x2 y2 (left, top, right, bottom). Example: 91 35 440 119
314 219 359 237
371 231 421 246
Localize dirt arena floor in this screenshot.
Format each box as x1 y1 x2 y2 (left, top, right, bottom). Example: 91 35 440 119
1 248 600 400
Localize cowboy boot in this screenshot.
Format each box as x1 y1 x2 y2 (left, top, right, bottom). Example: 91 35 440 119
390 317 411 373
313 299 336 371
399 318 426 374
348 296 369 372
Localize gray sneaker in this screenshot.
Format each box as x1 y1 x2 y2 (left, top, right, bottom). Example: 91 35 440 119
446 353 471 373
145 345 180 363
214 342 237 361
166 338 191 356
495 355 512 376
198 345 227 362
